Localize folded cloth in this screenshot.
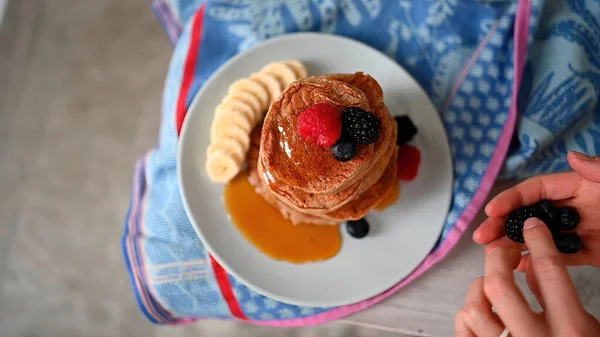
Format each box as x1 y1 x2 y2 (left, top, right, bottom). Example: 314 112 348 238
123 0 598 325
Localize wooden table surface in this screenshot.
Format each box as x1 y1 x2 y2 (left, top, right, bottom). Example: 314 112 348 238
343 182 600 336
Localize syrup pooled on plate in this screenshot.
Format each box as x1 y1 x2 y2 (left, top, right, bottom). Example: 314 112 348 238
224 171 342 264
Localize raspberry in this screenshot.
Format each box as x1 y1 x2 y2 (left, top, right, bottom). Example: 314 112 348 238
396 145 421 181
297 103 342 147
341 107 381 145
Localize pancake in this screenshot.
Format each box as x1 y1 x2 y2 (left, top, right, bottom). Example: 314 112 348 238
323 147 398 221
248 127 336 225
247 72 398 225
260 77 373 194
260 73 395 212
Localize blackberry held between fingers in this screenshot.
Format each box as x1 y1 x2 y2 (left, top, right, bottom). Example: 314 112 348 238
538 200 557 222
554 233 583 254
505 203 557 243
341 107 381 145
505 205 541 243
557 207 580 230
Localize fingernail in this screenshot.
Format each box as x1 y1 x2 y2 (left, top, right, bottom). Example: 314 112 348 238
472 228 480 240
569 151 594 161
524 218 539 230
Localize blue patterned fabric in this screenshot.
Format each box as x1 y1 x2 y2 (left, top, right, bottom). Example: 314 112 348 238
123 0 599 323
503 0 600 178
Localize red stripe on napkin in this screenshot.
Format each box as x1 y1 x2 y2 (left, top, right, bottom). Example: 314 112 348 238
175 4 205 136
210 256 249 320
174 5 247 320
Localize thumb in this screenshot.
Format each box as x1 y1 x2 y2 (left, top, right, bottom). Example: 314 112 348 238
568 151 600 183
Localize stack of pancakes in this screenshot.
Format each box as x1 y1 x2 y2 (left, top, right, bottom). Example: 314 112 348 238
248 72 398 225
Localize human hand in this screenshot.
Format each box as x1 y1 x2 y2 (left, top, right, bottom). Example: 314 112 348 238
474 151 600 269
456 219 600 336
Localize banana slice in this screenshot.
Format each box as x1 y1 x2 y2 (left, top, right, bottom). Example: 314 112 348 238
211 114 252 139
249 72 282 103
223 91 262 116
260 62 298 89
205 60 309 184
228 78 269 112
283 60 308 79
206 150 242 183
207 138 247 162
220 94 262 124
210 123 250 147
214 100 255 127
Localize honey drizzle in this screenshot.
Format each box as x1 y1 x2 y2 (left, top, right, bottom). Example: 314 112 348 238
224 171 342 264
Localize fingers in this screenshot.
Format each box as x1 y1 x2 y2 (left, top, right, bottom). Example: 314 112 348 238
522 218 586 323
524 255 544 308
485 172 582 217
461 277 505 337
455 310 476 337
484 247 542 336
484 236 526 254
473 217 506 244
568 151 600 183
517 253 529 272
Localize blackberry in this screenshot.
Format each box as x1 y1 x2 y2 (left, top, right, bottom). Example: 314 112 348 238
394 115 418 145
537 200 560 232
346 218 370 239
557 207 580 230
341 107 381 145
505 202 556 243
505 205 540 243
331 139 357 162
554 233 583 254
538 200 557 221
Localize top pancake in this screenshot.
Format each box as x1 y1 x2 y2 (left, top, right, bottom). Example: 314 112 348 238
260 72 392 201
260 77 373 194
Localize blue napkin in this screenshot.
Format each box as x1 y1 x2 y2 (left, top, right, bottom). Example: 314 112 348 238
123 0 599 324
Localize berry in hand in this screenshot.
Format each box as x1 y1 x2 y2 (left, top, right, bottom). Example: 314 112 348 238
554 233 583 254
297 103 342 147
341 107 381 145
557 207 580 230
394 115 418 145
505 205 541 243
331 139 357 162
537 200 560 231
505 201 584 252
346 218 370 239
538 200 557 219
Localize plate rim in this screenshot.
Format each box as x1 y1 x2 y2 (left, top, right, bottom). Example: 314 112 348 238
177 32 454 307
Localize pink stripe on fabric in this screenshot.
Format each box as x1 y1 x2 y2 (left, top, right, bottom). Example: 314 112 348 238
136 157 176 321
444 18 501 112
255 0 532 327
125 157 164 322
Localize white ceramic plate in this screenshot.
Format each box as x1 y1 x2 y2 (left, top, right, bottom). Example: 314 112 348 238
178 33 453 307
